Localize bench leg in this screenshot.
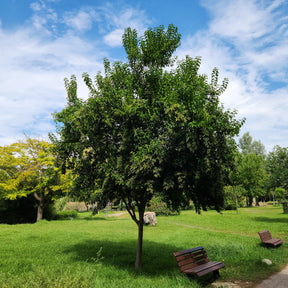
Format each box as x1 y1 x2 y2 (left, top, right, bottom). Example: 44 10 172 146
213 270 220 279
186 274 195 281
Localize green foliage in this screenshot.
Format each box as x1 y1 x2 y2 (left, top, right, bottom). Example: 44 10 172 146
266 146 288 191
0 138 72 222
223 185 246 210
239 132 266 156
53 197 68 213
274 187 286 201
238 153 266 206
56 209 78 220
147 196 180 216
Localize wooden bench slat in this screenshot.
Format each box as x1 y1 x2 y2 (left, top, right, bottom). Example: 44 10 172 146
197 263 225 277
173 246 204 257
173 246 225 280
175 250 207 262
177 256 207 267
178 259 207 273
185 261 223 273
258 230 283 247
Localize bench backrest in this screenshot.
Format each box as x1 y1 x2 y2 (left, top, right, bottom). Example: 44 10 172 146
173 246 209 273
258 230 272 242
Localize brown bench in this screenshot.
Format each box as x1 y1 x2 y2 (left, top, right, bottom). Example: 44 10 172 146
173 246 225 280
258 230 283 247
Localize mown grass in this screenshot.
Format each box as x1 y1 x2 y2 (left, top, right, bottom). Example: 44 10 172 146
0 206 287 287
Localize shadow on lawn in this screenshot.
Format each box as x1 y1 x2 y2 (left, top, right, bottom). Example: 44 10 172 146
253 217 288 223
64 239 184 275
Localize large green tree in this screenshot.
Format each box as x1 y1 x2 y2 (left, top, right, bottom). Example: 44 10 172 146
266 145 288 192
52 25 244 269
0 138 70 221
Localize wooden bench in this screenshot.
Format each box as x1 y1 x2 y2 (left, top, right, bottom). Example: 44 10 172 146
258 230 283 247
173 246 225 280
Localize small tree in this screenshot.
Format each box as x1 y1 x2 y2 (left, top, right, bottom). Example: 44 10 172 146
274 187 288 213
52 25 244 269
238 153 266 206
274 187 285 201
0 138 70 221
224 185 245 213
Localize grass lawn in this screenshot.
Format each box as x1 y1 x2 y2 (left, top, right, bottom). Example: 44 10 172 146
0 206 287 287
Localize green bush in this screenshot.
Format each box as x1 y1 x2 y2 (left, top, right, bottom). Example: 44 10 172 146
56 210 78 220
223 185 246 210
53 197 68 213
147 196 180 216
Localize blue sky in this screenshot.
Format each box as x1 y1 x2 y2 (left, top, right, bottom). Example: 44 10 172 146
0 0 288 152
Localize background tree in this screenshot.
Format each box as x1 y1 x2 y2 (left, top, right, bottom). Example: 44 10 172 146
0 138 70 222
239 132 265 156
266 145 288 192
238 153 266 206
225 151 245 214
223 185 245 213
274 187 286 202
52 24 244 269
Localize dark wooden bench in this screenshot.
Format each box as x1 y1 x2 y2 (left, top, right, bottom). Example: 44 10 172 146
258 230 283 247
173 246 225 280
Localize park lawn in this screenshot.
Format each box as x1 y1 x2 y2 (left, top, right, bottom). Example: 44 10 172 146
0 207 287 288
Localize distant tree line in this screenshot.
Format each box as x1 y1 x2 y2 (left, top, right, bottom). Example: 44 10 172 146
225 132 288 211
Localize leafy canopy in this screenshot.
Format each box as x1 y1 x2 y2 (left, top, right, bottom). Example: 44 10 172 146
52 24 244 215
0 138 71 221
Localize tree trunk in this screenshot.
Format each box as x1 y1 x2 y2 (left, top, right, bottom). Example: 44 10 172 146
248 195 253 207
34 192 44 222
135 207 145 270
233 186 239 214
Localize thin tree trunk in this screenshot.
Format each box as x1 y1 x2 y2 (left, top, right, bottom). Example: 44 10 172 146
34 192 44 222
135 207 145 270
233 186 239 214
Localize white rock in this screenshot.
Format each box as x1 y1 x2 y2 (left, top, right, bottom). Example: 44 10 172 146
143 212 157 226
262 259 272 265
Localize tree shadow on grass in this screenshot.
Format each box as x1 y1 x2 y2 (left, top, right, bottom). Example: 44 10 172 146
64 239 225 286
253 217 288 224
64 239 180 275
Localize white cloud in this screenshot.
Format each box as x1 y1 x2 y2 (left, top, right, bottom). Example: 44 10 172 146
0 26 102 146
63 9 99 33
103 28 123 47
178 0 288 151
0 1 152 146
100 5 152 47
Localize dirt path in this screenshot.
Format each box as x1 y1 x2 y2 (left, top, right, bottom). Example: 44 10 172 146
108 211 128 217
254 264 288 288
161 220 258 238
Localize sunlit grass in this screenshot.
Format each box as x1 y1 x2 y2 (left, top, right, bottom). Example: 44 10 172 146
0 206 287 287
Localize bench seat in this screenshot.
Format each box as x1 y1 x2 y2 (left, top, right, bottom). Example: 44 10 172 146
258 230 283 247
173 246 225 280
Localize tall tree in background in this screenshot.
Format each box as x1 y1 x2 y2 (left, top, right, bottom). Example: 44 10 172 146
238 153 266 206
52 25 244 269
239 132 265 156
0 138 70 221
225 151 245 214
266 145 288 192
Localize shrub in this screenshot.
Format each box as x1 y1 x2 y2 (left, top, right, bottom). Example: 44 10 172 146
54 197 68 213
147 196 180 216
56 210 78 220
